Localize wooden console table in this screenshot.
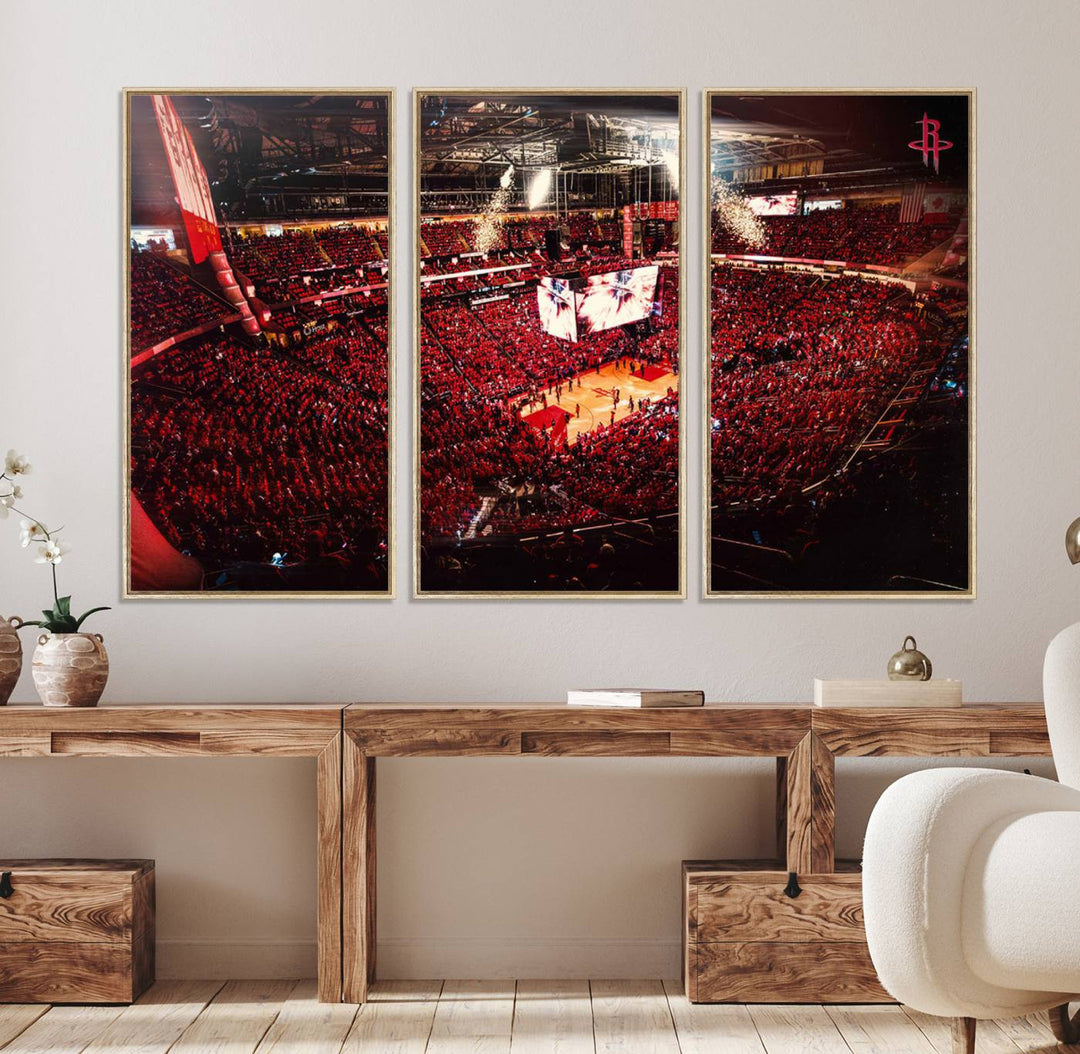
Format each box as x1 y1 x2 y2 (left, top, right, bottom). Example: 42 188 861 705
0 701 1053 1005
0 704 346 1002
341 702 1050 1003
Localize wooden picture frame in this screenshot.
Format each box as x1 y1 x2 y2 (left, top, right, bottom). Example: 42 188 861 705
124 89 395 598
704 89 974 598
414 89 686 598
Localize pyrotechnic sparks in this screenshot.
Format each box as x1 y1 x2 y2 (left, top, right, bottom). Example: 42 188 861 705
474 164 515 253
712 177 767 250
527 167 553 210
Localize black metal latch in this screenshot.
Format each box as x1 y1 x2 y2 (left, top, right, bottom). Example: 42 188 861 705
0 872 12 899
783 871 802 898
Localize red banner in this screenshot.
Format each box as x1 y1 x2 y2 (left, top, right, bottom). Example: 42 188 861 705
624 201 679 222
152 95 223 264
622 206 634 258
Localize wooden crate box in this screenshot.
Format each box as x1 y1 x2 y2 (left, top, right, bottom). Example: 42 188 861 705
683 859 890 1004
0 859 154 1003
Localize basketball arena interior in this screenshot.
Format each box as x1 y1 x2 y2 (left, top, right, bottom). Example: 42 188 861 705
128 93 391 593
708 94 970 594
417 93 682 594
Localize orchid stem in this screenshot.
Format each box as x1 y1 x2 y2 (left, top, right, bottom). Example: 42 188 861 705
7 507 50 539
51 563 58 605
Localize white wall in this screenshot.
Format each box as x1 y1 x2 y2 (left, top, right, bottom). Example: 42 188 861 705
2 0 1078 979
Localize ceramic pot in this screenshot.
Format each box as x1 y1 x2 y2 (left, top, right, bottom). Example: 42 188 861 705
32 632 109 707
0 616 23 704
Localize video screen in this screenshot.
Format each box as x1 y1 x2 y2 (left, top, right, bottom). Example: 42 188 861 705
537 277 579 342
130 227 177 251
576 265 659 335
804 199 843 214
747 192 799 216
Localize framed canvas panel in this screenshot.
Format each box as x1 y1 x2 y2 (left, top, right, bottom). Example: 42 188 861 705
124 89 394 597
415 89 685 597
705 90 974 598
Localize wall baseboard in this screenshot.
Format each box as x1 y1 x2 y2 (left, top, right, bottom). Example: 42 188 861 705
158 936 681 980
376 937 682 979
158 938 317 979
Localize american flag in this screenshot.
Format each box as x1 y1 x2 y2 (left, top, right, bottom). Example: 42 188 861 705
900 183 926 224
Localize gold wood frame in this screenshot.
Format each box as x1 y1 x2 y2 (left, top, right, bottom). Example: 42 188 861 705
703 88 976 600
412 88 687 599
122 88 396 599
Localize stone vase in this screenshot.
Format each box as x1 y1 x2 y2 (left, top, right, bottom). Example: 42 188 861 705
32 632 109 708
0 616 23 704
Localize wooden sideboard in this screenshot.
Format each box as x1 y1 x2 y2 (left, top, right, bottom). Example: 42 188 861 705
0 701 1053 1004
341 702 1051 1003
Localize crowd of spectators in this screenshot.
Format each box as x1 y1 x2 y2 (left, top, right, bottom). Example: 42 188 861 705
709 265 922 509
281 316 388 397
131 331 388 587
419 264 680 549
228 223 387 307
415 207 681 588
316 225 382 267
712 203 956 267
130 215 391 589
129 252 231 352
419 210 668 259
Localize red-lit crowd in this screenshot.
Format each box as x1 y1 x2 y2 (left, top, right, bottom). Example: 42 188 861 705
129 252 230 352
712 203 956 267
420 213 619 256
130 219 391 581
131 331 388 571
229 223 384 284
419 230 680 543
710 265 921 508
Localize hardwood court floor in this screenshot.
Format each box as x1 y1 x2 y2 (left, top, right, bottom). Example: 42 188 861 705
0 978 1067 1053
519 359 678 444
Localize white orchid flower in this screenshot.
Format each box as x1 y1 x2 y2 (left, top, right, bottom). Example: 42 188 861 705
0 482 18 518
19 519 47 547
4 450 31 477
35 539 70 565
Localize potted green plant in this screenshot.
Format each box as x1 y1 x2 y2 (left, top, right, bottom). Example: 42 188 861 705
1 449 111 706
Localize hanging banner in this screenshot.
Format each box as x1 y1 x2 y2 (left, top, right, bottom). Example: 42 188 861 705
151 94 223 264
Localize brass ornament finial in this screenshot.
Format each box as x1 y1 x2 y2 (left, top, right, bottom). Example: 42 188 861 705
1066 516 1080 565
888 636 932 682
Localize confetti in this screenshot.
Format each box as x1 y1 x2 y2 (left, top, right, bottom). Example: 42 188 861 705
474 165 514 253
712 178 767 250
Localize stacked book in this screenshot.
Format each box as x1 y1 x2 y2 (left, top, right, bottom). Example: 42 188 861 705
567 689 704 708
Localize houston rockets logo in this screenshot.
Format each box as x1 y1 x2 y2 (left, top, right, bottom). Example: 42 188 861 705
908 114 953 174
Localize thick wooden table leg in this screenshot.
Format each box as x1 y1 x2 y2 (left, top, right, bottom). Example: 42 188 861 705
777 732 835 873
1050 1003 1080 1043
951 1016 976 1054
809 734 835 873
317 733 343 1002
343 732 376 1002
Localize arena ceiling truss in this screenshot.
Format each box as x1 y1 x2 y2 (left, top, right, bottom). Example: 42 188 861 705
420 97 679 179
192 95 390 179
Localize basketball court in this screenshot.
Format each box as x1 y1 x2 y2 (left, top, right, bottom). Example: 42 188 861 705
518 359 678 445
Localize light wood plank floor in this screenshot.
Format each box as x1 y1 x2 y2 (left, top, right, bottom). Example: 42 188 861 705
0 980 1067 1053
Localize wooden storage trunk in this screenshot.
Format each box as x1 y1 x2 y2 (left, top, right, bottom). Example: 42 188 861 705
683 859 890 1004
0 859 154 1003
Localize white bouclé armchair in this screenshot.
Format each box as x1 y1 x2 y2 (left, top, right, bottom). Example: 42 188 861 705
862 622 1080 1053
